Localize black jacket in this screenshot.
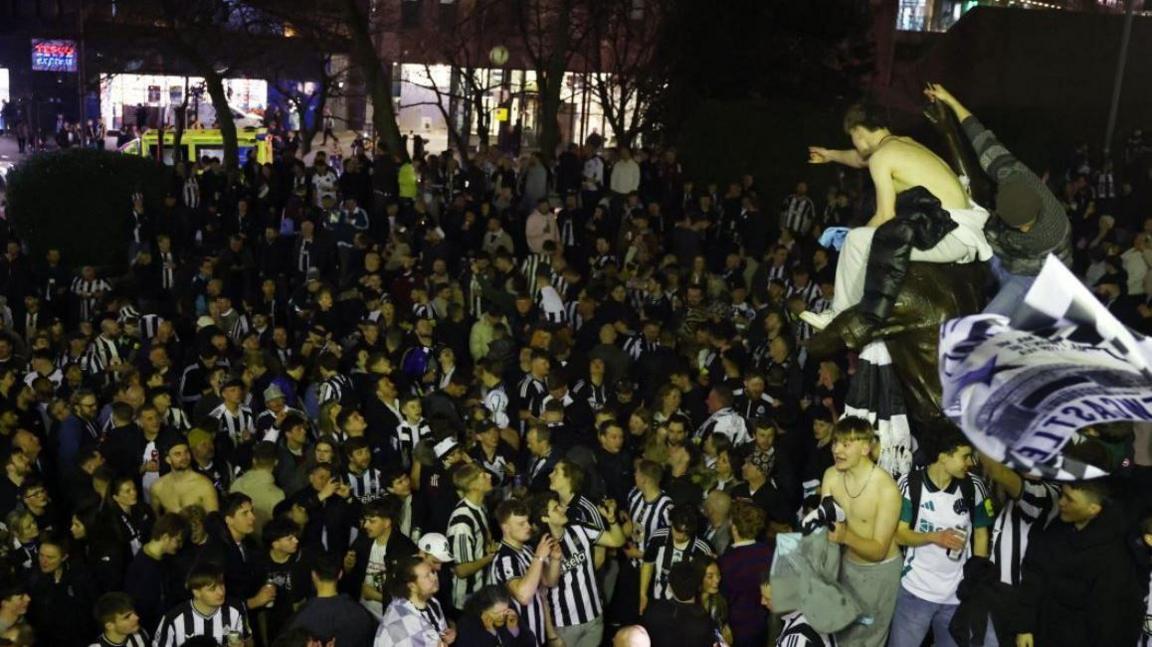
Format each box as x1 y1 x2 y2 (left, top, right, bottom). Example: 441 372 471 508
1013 505 1143 646
455 613 538 647
640 599 719 647
345 530 418 598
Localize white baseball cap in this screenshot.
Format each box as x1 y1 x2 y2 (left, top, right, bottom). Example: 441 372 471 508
418 533 454 563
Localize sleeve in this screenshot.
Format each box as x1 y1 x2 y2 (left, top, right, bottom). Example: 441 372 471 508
578 524 602 546
961 115 1031 183
448 519 477 563
971 477 995 529
490 554 517 584
898 476 914 524
1015 481 1057 524
152 616 172 647
642 534 662 563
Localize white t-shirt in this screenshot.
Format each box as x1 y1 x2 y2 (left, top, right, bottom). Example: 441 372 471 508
362 541 389 619
898 472 993 605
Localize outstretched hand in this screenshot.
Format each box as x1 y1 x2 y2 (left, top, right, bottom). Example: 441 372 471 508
808 146 833 164
924 83 961 112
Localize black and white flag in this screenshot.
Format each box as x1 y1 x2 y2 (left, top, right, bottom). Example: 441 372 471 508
939 255 1143 480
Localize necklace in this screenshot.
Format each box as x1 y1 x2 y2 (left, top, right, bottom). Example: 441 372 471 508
842 464 876 499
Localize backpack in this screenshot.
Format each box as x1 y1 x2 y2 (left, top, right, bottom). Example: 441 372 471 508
906 467 976 531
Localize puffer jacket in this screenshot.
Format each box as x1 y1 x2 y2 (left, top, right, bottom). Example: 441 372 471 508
857 186 959 322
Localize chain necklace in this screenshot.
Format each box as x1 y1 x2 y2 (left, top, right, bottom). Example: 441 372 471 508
843 463 876 499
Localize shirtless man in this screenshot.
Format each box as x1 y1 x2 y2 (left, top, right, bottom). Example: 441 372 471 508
819 416 901 647
803 102 991 329
150 437 219 514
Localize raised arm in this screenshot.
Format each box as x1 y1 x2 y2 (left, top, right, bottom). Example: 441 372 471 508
504 536 554 606
926 83 1026 182
978 453 1024 500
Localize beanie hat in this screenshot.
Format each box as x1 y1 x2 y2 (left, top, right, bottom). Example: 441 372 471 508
995 176 1043 228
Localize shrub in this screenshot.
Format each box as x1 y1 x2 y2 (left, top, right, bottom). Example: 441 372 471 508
5 148 168 271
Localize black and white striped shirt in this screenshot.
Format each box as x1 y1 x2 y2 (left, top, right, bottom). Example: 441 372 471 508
448 497 492 609
72 277 111 323
567 495 606 533
786 281 822 309
622 336 657 362
571 379 607 412
626 487 672 565
564 301 583 331
318 373 353 406
781 194 815 236
488 542 547 646
83 335 121 376
153 601 249 647
393 418 431 470
642 529 714 600
158 251 177 290
547 524 603 628
518 375 548 434
765 263 789 283
347 467 385 504
297 236 315 274
182 176 201 210
991 480 1059 586
521 254 552 295
165 407 192 433
412 302 434 321
90 632 150 647
209 403 256 446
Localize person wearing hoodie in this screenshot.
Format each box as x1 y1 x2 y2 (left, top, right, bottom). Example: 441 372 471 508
1012 479 1144 647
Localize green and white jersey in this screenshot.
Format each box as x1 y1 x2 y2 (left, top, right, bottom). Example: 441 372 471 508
898 472 994 604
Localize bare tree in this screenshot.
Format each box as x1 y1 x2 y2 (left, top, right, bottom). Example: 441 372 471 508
514 0 593 161
586 0 663 148
396 0 509 162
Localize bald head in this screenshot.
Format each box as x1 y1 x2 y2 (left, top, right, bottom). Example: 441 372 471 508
705 489 732 521
613 626 651 647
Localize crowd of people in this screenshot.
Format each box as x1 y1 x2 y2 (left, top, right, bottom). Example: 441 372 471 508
0 83 1149 647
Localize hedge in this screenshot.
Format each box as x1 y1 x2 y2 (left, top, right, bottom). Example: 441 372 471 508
5 148 168 271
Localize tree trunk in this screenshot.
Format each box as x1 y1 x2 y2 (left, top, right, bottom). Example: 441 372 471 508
342 0 405 160
473 90 490 149
537 69 564 160
204 71 239 171
172 78 190 163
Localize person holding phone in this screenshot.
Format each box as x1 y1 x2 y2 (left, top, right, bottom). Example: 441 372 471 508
456 584 539 646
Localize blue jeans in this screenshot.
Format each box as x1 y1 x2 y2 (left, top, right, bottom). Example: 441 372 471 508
984 255 1036 316
887 586 998 647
